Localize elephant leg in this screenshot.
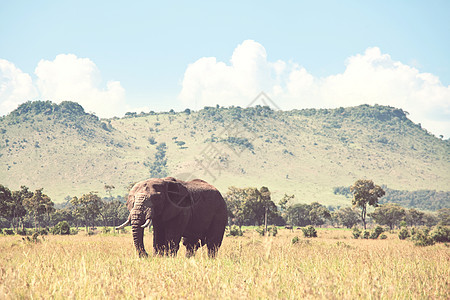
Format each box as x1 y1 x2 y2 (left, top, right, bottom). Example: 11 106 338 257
206 218 227 258
183 237 200 258
152 223 166 256
165 230 182 257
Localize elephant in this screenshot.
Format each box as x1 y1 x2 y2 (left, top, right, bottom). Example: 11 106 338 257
116 177 228 258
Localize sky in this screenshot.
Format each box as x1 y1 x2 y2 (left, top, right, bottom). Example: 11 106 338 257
1 1 449 137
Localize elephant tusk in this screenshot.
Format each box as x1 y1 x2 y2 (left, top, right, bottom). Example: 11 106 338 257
115 219 130 229
141 219 152 228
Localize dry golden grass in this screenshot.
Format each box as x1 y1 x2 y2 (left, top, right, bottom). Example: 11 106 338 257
0 228 449 299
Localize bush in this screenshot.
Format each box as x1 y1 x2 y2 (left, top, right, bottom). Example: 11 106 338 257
269 225 278 237
3 229 14 235
16 228 29 236
36 228 49 235
292 236 300 244
52 221 71 235
362 230 370 239
31 232 40 243
228 225 243 237
255 226 265 236
352 227 361 239
370 226 384 239
255 226 278 236
301 226 317 238
430 225 450 243
380 234 387 239
412 229 435 247
398 228 410 240
102 227 111 234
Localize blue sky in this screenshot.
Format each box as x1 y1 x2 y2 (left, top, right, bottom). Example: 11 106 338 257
1 1 449 137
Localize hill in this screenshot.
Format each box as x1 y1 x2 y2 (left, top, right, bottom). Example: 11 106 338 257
0 101 449 208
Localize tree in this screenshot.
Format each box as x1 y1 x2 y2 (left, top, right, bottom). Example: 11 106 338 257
278 193 294 215
259 186 271 234
224 186 248 229
224 186 279 230
422 212 439 227
149 142 168 177
0 185 29 231
100 199 128 227
12 186 32 230
70 192 103 232
437 208 450 226
370 203 406 230
308 202 331 226
333 207 360 228
286 203 311 227
351 179 385 229
51 208 75 226
104 185 115 199
405 208 425 227
23 188 54 230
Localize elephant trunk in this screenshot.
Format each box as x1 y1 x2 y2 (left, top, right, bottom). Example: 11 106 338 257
131 207 150 258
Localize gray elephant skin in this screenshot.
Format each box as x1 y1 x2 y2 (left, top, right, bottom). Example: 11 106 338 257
116 177 228 258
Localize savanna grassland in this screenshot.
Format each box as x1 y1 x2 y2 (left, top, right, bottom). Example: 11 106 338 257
1 229 448 299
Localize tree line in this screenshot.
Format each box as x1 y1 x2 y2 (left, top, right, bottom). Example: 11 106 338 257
0 184 129 233
224 181 449 232
1 180 449 235
333 185 450 211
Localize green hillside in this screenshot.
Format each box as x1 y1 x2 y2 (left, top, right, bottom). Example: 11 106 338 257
1 101 449 207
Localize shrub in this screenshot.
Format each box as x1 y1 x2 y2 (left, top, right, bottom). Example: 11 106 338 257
31 232 40 243
380 234 387 239
36 228 49 235
412 229 435 247
102 227 111 234
255 226 265 236
398 228 410 240
301 226 317 238
228 225 243 237
362 230 370 239
292 236 300 244
52 221 71 235
16 228 29 236
269 225 278 237
352 227 361 239
4 229 14 235
370 226 384 239
430 225 450 243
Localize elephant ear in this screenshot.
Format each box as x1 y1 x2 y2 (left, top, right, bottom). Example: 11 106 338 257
161 178 190 221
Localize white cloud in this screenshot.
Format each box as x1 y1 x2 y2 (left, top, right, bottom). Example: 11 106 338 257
0 54 127 118
35 54 126 118
0 59 38 115
179 40 450 138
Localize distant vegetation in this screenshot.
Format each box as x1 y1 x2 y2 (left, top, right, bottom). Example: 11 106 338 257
145 142 168 178
334 186 450 211
1 100 449 205
2 180 448 235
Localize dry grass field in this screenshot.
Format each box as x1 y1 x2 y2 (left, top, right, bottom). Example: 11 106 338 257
1 228 449 299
